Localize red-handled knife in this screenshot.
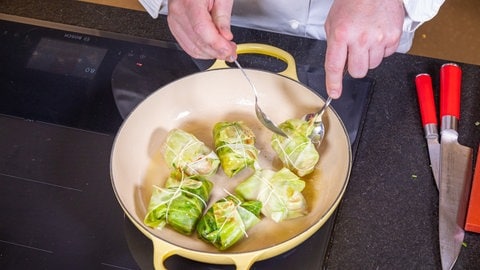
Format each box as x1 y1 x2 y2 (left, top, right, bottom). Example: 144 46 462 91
438 63 474 270
415 73 440 189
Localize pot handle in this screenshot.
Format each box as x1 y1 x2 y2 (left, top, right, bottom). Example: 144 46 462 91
151 238 183 270
208 43 299 81
151 236 266 270
229 251 264 270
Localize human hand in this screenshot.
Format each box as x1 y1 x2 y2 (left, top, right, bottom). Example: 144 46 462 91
167 0 237 60
324 0 405 98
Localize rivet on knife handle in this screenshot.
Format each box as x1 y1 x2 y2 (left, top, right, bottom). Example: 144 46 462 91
440 63 462 131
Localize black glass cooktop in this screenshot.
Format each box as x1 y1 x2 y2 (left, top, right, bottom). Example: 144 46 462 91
0 13 201 134
0 13 373 269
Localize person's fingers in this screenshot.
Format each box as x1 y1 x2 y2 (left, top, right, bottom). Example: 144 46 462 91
169 20 234 60
211 0 234 41
167 2 210 58
190 11 234 59
167 16 217 59
370 32 400 69
368 46 384 69
346 44 369 78
324 40 348 99
167 0 235 60
384 43 399 57
383 25 402 57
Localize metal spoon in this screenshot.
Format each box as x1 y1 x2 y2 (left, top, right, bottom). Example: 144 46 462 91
234 60 288 137
303 96 332 145
304 67 347 145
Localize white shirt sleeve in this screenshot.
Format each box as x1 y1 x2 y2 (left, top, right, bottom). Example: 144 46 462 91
137 0 444 53
402 0 446 32
138 0 167 18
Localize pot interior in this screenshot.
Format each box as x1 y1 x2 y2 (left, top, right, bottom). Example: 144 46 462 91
111 68 351 254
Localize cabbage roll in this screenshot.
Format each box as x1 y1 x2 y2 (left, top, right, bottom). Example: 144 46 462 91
163 128 220 177
271 118 319 176
196 196 262 250
213 121 259 177
144 175 213 235
235 167 307 222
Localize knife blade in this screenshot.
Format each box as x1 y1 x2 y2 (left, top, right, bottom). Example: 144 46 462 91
415 73 440 189
438 63 474 270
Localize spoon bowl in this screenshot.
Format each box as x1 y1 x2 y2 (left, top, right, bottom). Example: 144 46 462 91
303 96 332 146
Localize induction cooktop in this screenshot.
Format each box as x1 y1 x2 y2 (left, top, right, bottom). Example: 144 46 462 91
0 13 374 269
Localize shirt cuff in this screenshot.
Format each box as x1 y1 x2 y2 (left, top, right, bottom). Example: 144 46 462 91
402 0 445 32
138 0 167 19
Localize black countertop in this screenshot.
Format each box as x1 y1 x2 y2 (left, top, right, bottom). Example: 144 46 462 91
1 0 479 269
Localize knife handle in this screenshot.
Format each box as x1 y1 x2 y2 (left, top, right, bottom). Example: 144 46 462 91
415 73 438 127
440 63 462 120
